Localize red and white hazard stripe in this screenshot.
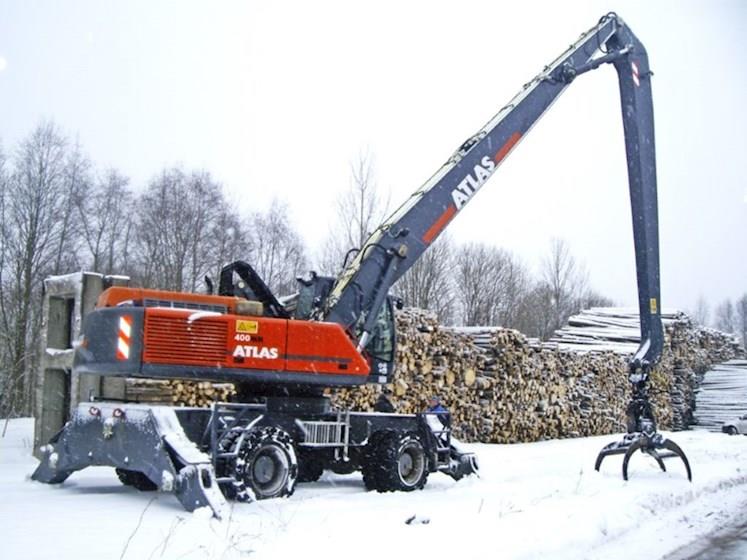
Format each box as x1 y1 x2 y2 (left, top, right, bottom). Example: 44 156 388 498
116 316 132 360
631 61 640 87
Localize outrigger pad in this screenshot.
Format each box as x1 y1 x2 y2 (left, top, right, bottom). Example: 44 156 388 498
594 432 692 482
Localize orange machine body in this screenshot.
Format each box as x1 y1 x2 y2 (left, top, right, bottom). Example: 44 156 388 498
89 287 371 384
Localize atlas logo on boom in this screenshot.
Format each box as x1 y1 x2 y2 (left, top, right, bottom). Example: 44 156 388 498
451 155 496 210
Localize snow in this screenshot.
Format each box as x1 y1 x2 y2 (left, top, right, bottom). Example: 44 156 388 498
3 418 747 559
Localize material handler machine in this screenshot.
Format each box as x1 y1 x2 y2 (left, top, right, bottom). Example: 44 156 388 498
33 13 690 517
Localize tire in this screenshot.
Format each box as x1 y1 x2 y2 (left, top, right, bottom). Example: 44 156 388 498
727 426 738 436
361 431 387 491
363 431 428 493
228 426 298 501
115 468 158 491
297 453 324 483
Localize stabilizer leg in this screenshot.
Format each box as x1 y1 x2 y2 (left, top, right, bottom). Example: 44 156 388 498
32 403 226 517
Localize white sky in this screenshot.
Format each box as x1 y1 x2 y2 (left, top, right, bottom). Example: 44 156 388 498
0 0 745 313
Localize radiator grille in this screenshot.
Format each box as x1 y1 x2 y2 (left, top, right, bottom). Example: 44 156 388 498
143 314 227 365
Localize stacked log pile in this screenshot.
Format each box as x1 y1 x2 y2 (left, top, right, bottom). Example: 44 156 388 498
331 307 743 443
123 378 236 407
690 360 747 430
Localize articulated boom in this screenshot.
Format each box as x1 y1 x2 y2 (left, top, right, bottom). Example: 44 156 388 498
325 14 661 360
322 12 689 479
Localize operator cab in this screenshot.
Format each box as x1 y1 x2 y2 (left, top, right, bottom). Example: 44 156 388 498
294 271 396 384
219 262 397 385
366 297 396 384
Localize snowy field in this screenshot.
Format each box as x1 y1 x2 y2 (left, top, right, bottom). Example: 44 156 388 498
3 419 747 559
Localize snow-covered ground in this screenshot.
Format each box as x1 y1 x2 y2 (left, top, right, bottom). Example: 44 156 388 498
3 418 747 560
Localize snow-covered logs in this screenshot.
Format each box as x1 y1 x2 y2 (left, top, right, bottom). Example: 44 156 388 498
331 308 742 443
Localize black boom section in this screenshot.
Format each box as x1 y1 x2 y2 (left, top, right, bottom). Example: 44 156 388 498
607 29 663 369
219 260 290 319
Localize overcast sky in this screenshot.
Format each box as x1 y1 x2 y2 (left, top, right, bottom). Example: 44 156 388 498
0 0 745 314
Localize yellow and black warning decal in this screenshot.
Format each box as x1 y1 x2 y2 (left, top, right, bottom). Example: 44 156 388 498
650 298 658 314
236 319 259 334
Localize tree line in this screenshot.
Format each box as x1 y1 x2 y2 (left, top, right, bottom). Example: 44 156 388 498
0 121 306 417
0 122 610 418
691 295 747 349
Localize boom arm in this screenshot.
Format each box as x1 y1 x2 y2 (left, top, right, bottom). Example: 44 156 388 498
323 13 662 371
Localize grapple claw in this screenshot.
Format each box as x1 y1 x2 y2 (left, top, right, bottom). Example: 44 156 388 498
660 438 692 482
596 432 692 482
594 438 631 472
646 448 667 473
621 437 646 481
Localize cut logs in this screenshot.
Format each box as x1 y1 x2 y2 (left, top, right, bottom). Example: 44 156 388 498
123 378 236 407
331 307 743 443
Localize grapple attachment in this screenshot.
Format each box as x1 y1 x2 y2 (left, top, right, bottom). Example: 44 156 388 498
594 432 692 481
595 367 692 482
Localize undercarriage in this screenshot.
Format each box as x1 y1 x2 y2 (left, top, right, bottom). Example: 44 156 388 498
32 397 478 517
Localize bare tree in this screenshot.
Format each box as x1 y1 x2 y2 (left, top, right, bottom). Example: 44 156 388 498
514 282 555 339
52 140 91 274
250 199 308 296
495 252 532 327
207 202 253 289
513 239 609 340
540 238 589 334
319 152 388 275
734 294 747 348
394 234 455 323
76 168 133 275
0 141 9 410
0 122 71 417
691 295 710 327
133 168 227 291
714 299 736 334
454 243 517 326
578 288 614 310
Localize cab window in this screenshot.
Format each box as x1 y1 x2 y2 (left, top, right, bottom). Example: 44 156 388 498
369 299 395 363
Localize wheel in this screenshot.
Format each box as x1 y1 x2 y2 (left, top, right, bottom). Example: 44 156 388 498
214 428 242 499
727 426 738 436
363 431 428 493
361 431 387 491
115 468 158 491
228 426 298 501
297 452 324 483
